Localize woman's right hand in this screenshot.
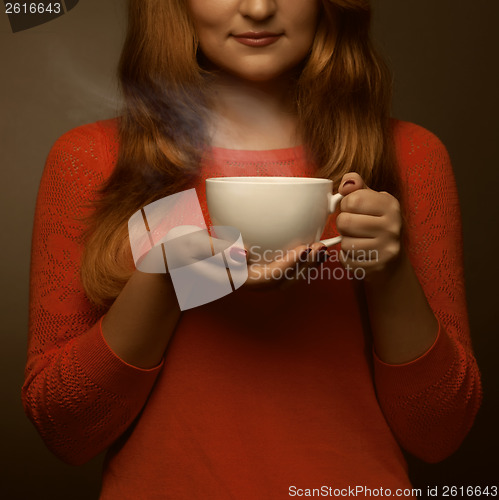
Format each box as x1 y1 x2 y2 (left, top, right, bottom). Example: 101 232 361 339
244 242 329 290
146 226 328 292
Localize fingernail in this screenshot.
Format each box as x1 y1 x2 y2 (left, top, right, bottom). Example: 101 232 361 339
229 247 247 263
342 180 355 188
299 248 311 261
318 249 329 263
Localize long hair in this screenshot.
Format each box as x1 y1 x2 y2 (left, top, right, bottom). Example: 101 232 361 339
81 0 400 307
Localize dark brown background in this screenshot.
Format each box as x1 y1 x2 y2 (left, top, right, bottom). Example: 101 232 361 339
1 1 497 498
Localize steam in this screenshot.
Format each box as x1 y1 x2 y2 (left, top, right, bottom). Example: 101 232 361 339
43 37 122 122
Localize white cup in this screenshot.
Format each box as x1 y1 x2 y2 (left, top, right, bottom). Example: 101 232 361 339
206 177 343 262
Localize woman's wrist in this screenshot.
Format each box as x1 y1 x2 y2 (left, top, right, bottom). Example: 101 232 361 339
362 245 407 288
363 246 439 365
102 270 181 369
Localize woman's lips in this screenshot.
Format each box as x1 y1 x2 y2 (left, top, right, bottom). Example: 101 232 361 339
232 32 283 47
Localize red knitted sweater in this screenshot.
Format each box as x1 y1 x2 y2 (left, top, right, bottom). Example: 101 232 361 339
23 118 481 499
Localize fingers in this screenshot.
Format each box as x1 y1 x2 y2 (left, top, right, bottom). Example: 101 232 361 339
228 246 248 263
340 189 389 216
339 237 380 274
245 242 328 290
339 236 400 274
276 242 326 268
339 236 379 259
277 242 328 291
338 173 387 216
244 245 308 288
336 211 383 238
338 173 369 196
273 244 310 268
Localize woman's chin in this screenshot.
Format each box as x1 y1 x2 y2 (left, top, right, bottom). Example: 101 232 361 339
221 67 297 85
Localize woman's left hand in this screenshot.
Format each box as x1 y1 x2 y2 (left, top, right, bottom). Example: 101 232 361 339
336 173 403 281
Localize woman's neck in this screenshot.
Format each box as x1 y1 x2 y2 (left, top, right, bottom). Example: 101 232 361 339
207 73 300 151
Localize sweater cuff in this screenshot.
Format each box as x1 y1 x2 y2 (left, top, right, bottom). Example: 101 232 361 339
373 319 457 396
74 317 164 398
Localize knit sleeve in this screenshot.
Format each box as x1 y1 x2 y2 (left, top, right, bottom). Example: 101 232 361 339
372 121 482 463
22 122 164 466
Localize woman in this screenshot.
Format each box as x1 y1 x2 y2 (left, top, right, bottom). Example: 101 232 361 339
23 0 482 498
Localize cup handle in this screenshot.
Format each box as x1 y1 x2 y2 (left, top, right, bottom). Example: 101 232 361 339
320 192 343 248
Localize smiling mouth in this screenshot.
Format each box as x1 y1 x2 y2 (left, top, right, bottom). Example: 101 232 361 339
232 32 283 47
